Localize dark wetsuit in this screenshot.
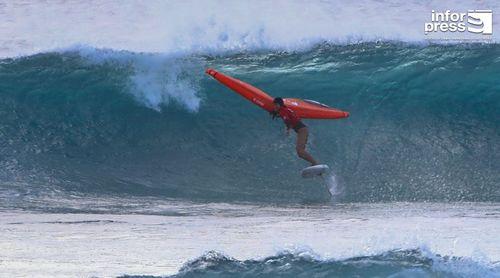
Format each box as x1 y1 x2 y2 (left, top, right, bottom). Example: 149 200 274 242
278 106 306 132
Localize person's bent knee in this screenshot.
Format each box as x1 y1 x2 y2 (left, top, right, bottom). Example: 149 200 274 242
297 152 306 159
296 147 306 156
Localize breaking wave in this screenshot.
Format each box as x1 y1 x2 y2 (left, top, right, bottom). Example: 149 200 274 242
0 43 499 205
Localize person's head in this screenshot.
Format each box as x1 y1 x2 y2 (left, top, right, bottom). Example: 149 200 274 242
273 97 285 111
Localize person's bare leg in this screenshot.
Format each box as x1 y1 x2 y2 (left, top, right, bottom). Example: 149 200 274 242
296 127 318 166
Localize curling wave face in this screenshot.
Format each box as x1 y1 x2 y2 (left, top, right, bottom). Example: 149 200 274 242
132 249 500 278
0 43 499 205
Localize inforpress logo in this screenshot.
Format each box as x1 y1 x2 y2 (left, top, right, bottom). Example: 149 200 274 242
467 10 493 34
424 10 493 40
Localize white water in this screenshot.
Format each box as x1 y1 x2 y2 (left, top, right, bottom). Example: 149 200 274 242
1 202 498 277
324 171 343 197
77 49 204 111
1 0 499 58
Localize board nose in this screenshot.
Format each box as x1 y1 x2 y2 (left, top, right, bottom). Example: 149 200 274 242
205 68 217 77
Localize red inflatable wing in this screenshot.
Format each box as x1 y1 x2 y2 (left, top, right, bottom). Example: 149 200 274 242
283 98 349 119
206 68 275 112
205 68 349 119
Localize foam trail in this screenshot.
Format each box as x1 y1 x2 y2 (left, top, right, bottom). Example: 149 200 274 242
324 171 343 199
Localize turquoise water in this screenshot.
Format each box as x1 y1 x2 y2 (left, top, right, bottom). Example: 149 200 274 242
1 1 499 277
1 44 499 204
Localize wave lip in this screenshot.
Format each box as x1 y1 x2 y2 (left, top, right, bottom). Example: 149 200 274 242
2 0 500 58
117 248 500 277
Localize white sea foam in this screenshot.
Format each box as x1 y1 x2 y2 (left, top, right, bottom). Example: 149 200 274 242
324 171 343 198
1 0 499 58
76 47 203 111
0 202 498 277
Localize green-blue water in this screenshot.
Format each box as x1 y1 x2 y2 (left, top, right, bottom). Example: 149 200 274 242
0 43 499 205
161 249 497 278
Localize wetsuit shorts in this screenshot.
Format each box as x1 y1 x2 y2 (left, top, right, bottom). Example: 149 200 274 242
293 121 307 132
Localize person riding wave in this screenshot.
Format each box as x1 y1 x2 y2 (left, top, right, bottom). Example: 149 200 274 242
272 97 318 166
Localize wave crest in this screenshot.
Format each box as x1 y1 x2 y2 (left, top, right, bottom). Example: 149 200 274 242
166 248 499 277
2 1 499 58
